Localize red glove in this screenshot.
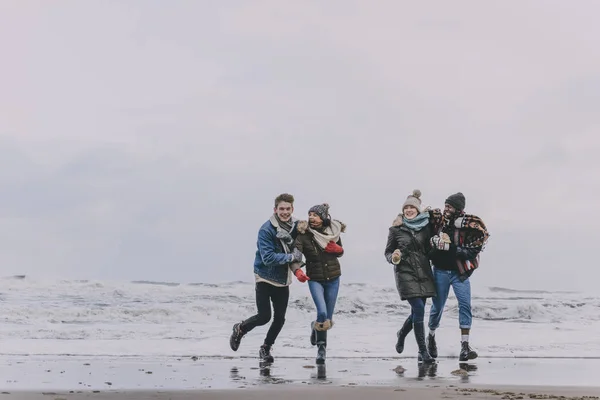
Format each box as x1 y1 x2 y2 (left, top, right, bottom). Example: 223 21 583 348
294 269 310 283
324 241 343 254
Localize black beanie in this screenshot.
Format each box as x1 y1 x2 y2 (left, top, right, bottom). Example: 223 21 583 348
445 192 466 211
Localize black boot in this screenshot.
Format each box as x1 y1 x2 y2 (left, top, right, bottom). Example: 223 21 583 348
459 341 478 361
310 321 317 346
427 333 438 358
229 322 245 351
316 330 327 365
259 344 274 363
395 317 413 354
414 322 434 363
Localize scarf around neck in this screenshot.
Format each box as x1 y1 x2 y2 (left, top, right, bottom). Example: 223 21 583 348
309 220 343 249
442 210 464 229
403 212 429 231
274 214 293 232
270 214 295 253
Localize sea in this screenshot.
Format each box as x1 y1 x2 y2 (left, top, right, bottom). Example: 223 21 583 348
1 275 599 360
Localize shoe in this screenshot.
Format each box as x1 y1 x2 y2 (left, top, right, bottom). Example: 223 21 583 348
316 330 327 365
427 333 438 358
259 344 274 363
417 351 435 363
459 341 478 361
414 322 434 364
395 317 413 354
229 322 245 351
310 321 317 346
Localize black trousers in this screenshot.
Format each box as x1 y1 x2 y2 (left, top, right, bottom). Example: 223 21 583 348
240 282 290 346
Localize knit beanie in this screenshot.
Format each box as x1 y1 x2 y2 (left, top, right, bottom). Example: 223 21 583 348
445 192 466 211
402 189 422 211
309 203 330 223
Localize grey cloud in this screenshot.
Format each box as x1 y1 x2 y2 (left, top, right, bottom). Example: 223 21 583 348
0 2 599 291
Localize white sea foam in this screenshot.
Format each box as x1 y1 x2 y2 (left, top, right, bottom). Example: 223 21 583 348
1 276 599 359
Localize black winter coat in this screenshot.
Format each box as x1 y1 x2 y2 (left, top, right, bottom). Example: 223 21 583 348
295 231 343 282
385 223 436 300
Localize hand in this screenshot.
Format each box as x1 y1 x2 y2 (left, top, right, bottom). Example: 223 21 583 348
297 220 308 234
324 241 343 254
430 235 438 247
430 235 450 251
276 230 293 244
391 249 401 264
294 269 310 283
289 249 303 263
440 232 451 244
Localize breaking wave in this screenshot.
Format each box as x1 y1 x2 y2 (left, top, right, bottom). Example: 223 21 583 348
0 277 597 330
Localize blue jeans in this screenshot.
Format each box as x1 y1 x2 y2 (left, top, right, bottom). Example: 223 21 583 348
407 297 427 324
428 268 472 330
308 277 340 322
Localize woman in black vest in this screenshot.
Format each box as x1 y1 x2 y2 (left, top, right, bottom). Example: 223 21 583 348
294 203 345 365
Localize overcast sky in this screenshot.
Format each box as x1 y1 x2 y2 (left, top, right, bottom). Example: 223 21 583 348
1 1 598 292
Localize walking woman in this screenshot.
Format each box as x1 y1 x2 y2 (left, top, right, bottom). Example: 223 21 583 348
384 190 436 363
294 203 345 365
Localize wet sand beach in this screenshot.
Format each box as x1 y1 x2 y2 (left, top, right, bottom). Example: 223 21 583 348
1 355 599 399
3 386 600 400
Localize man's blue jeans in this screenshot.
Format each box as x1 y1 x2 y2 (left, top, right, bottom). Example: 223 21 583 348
428 268 472 330
308 277 340 322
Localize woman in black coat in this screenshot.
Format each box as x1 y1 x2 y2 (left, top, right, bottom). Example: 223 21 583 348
385 189 436 363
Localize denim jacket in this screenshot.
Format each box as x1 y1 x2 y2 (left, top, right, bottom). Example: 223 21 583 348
253 218 297 285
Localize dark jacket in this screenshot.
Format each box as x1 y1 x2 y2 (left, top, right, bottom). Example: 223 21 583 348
385 222 436 300
295 226 343 282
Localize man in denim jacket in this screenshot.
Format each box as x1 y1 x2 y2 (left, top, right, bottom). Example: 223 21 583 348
229 193 307 362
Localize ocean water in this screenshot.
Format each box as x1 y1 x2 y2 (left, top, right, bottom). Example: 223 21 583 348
1 276 599 359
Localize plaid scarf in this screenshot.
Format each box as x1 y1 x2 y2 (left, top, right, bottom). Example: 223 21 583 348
454 214 489 248
429 208 490 277
430 209 489 249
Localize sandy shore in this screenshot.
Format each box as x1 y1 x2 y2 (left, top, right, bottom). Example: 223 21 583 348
2 385 600 400
1 355 599 399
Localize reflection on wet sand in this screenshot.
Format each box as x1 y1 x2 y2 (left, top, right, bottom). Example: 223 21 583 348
418 362 438 379
259 363 271 377
229 366 244 381
221 356 598 392
312 364 326 380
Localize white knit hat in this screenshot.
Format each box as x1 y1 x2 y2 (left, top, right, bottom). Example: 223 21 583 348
402 189 422 212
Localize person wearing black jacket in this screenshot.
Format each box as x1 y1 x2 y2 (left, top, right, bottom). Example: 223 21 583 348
385 190 436 363
294 203 345 365
425 192 489 362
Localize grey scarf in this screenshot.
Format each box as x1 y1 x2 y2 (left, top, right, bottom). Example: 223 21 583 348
275 215 293 233
270 214 296 253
